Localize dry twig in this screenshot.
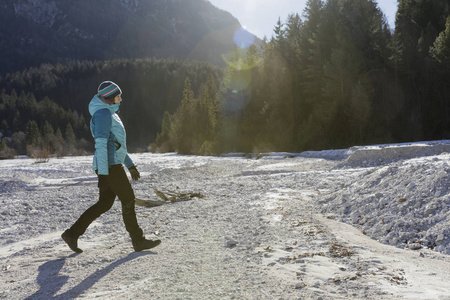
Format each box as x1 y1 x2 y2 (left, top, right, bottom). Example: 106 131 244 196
135 188 205 207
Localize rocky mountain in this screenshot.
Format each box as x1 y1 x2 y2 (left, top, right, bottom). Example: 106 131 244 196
0 0 252 75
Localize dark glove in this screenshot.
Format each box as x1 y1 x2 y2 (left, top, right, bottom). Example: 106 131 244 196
98 175 109 191
129 166 140 181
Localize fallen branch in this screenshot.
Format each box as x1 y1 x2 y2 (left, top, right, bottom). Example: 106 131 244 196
154 188 205 202
135 188 205 207
135 198 167 207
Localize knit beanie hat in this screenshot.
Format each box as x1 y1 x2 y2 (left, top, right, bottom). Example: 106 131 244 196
97 81 122 100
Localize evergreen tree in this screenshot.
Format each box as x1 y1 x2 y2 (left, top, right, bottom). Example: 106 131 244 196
158 74 222 155
198 74 220 154
54 127 65 156
11 131 26 155
25 120 41 148
172 77 196 154
0 139 6 151
156 111 174 152
65 123 76 148
42 120 55 151
392 0 450 139
42 120 54 137
430 16 450 66
1 119 8 131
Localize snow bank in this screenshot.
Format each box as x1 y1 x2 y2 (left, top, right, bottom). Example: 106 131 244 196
344 140 450 167
319 141 450 255
1 142 450 299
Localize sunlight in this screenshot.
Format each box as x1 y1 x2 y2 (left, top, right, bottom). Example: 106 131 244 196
221 46 261 71
243 0 258 14
233 27 255 48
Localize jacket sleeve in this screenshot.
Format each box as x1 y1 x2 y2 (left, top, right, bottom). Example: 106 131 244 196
124 154 135 169
93 109 111 175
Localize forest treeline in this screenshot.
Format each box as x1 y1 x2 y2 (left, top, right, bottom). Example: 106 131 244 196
0 59 222 158
159 0 450 154
2 0 450 158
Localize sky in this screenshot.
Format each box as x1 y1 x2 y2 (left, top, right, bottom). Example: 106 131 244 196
208 0 398 40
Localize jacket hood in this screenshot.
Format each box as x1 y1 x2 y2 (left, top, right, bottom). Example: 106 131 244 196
89 95 120 116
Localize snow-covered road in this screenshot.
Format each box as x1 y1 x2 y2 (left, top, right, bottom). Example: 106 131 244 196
1 141 449 299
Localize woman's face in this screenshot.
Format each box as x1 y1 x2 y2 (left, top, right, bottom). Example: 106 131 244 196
112 94 122 104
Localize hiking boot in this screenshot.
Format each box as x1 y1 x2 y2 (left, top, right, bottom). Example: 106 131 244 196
132 238 161 252
61 230 83 253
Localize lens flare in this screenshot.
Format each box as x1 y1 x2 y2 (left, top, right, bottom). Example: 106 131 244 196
220 27 260 115
229 70 252 91
233 27 255 49
221 48 261 71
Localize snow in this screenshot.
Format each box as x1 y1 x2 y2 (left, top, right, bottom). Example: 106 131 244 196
1 141 450 299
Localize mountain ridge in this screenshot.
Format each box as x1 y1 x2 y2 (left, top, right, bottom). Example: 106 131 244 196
1 0 255 75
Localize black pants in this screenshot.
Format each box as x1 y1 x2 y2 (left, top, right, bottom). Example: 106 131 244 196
69 164 143 242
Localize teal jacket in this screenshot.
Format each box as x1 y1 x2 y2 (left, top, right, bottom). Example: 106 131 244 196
89 95 134 175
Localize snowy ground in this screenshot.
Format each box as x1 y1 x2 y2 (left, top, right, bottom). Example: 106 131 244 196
1 141 450 299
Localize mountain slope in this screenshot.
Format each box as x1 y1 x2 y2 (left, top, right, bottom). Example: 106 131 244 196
0 0 250 75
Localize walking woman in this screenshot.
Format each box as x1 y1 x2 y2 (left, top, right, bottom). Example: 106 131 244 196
62 81 161 253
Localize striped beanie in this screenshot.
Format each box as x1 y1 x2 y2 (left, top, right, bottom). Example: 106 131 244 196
97 81 122 100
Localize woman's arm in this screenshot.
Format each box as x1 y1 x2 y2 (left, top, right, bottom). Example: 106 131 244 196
93 109 111 175
124 154 135 169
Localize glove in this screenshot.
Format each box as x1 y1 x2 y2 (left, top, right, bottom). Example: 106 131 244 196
98 175 109 191
129 165 140 181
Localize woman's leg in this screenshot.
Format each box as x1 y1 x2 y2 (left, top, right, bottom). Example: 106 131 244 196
68 186 116 237
108 165 161 251
107 165 144 241
62 182 116 252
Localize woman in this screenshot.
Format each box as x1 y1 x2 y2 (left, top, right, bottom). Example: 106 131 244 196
62 81 161 253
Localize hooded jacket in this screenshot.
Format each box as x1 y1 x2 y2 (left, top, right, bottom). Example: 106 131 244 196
89 95 134 175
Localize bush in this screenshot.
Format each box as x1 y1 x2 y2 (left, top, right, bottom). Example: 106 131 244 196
0 147 17 159
28 146 50 163
199 140 217 156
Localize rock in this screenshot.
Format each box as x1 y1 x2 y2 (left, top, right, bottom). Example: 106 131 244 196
226 240 238 248
294 282 306 289
407 182 416 190
351 214 360 224
437 170 447 179
424 207 437 216
409 243 422 250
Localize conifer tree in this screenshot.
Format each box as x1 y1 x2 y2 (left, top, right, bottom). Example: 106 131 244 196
1 119 8 131
198 74 220 154
25 120 41 148
430 16 450 67
156 111 174 152
172 77 195 154
0 139 6 151
42 120 55 152
65 123 76 148
42 121 54 137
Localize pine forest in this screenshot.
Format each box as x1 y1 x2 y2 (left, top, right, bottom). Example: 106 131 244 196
2 0 450 158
